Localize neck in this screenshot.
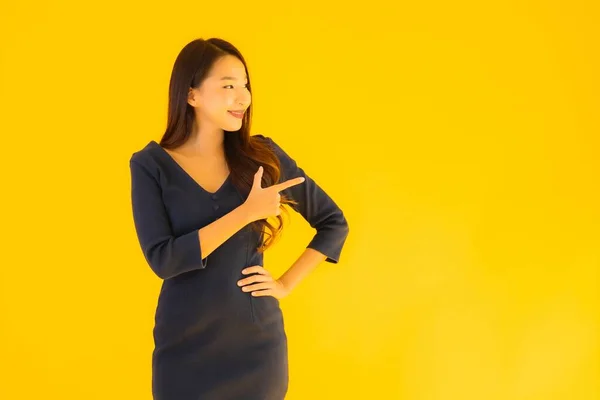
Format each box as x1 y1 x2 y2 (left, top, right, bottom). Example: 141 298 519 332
184 120 225 157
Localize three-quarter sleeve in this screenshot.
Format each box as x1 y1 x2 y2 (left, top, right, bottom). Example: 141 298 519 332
129 157 208 279
263 136 350 263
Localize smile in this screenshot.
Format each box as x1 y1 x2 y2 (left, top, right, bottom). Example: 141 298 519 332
228 110 244 119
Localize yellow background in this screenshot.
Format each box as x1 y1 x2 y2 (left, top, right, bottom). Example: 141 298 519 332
1 1 598 399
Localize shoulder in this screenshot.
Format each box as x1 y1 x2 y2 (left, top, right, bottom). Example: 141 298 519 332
251 134 300 182
129 140 166 178
251 134 289 160
251 133 272 146
130 140 160 164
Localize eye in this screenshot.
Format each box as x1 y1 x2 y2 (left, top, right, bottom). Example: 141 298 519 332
223 84 249 89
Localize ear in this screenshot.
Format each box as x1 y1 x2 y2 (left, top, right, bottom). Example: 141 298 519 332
187 87 198 107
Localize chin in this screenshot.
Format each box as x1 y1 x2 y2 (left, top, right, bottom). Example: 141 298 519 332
223 122 243 132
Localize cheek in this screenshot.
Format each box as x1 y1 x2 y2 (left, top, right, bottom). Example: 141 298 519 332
208 95 235 114
223 95 238 108
204 94 230 113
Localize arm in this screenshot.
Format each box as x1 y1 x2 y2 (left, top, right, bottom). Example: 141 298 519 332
130 159 251 280
238 136 350 298
239 247 327 298
277 248 327 293
264 136 350 264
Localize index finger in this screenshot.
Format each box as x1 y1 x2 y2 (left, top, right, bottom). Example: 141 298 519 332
271 176 306 192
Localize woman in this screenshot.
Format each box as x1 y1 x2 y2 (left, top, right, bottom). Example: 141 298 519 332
129 37 350 400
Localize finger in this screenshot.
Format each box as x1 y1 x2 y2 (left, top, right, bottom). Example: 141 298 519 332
241 282 274 292
237 274 270 287
251 289 274 297
241 266 269 275
271 176 306 192
253 166 263 188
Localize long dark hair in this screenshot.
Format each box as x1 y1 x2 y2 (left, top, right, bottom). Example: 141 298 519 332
159 37 296 253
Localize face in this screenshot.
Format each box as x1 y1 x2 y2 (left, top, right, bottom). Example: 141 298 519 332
188 54 251 133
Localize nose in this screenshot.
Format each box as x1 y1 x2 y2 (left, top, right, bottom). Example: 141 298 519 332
238 97 250 108
237 91 251 107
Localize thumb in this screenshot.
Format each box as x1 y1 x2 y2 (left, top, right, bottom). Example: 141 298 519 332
253 166 263 189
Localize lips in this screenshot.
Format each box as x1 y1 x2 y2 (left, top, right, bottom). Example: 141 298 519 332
228 110 245 119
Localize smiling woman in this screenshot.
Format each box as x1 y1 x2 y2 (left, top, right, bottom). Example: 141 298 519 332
129 37 350 400
185 55 251 134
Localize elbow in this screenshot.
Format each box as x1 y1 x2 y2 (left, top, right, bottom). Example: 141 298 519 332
311 215 350 264
323 212 350 242
336 213 350 241
145 252 192 280
143 237 208 280
149 264 171 280
144 241 173 279
144 250 174 280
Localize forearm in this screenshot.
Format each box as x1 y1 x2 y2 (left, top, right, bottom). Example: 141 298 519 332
199 205 252 259
277 247 327 292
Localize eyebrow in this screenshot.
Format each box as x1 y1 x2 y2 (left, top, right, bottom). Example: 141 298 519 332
220 76 248 81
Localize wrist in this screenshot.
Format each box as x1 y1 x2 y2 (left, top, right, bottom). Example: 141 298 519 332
237 203 254 225
277 277 292 293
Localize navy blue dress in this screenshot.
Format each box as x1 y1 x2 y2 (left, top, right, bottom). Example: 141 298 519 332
129 134 349 400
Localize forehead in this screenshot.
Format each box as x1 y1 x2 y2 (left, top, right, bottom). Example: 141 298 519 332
208 55 248 81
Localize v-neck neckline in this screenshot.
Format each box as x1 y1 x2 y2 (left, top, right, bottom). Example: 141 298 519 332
151 140 231 196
